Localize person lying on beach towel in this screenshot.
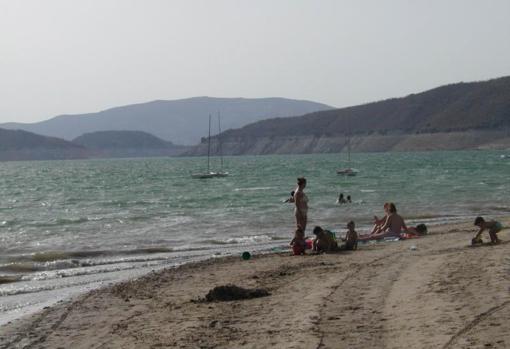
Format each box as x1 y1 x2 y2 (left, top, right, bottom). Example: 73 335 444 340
312 226 338 252
472 216 503 244
400 223 428 239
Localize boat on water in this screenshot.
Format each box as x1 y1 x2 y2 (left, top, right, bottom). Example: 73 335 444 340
336 167 359 176
337 125 359 176
212 112 229 177
191 113 229 179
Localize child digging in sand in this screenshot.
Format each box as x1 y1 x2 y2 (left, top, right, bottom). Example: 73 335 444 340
472 217 503 244
290 227 306 255
312 226 338 253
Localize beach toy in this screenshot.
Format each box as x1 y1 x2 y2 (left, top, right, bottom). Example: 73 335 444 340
305 239 313 250
241 251 251 260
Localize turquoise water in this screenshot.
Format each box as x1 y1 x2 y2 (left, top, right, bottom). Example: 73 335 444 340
0 151 509 323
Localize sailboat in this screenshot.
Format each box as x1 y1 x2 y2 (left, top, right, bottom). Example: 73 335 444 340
211 112 229 177
191 114 229 178
337 122 359 176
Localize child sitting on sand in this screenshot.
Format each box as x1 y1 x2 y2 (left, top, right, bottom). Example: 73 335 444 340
312 226 338 253
342 221 358 250
290 227 306 255
472 217 503 244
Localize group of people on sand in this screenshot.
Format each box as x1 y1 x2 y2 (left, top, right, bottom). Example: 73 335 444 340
287 177 358 255
286 177 504 256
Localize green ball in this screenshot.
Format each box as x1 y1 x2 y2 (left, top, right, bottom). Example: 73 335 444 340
241 251 251 260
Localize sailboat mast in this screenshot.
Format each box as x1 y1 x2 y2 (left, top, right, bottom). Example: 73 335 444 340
207 114 211 173
347 134 351 163
346 116 351 163
218 112 223 170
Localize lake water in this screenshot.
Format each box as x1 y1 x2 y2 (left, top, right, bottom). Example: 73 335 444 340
1 151 509 324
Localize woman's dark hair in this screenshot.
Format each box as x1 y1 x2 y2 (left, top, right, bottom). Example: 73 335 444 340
474 216 485 226
313 226 323 235
297 177 306 185
388 203 397 213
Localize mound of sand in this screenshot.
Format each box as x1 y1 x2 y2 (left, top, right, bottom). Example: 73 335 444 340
205 285 270 302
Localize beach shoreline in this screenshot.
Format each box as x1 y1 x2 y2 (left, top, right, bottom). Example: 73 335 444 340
1 219 508 349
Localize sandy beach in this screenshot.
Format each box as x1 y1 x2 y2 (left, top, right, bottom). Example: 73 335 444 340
0 220 508 349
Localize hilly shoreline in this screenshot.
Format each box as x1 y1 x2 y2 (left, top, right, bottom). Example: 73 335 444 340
2 76 509 161
0 97 332 146
186 76 510 155
0 128 88 161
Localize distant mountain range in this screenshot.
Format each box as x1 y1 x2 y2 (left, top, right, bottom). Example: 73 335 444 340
73 131 186 158
0 129 188 161
0 128 87 161
2 77 509 161
186 76 510 155
0 97 333 145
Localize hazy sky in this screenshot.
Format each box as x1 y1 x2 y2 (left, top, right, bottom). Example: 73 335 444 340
1 0 509 123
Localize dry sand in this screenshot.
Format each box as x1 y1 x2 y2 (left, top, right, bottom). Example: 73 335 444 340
0 220 508 349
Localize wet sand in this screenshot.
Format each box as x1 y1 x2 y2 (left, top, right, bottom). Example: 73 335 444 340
0 220 508 349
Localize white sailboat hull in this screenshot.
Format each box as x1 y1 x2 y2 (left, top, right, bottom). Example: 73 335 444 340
191 171 229 179
336 168 359 176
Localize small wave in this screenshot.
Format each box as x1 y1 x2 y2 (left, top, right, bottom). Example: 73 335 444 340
127 215 153 222
100 200 129 207
222 235 276 244
360 189 376 193
0 259 82 273
200 235 282 245
0 252 178 274
57 217 90 225
234 187 274 192
404 213 448 220
0 220 16 227
200 239 231 245
0 276 111 297
0 262 41 273
27 217 89 228
31 251 109 262
0 275 22 284
6 246 184 267
484 206 510 213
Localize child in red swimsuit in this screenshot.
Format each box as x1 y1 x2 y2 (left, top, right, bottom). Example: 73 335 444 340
290 227 306 255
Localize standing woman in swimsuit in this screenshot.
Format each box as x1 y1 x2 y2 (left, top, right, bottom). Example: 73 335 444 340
291 177 308 232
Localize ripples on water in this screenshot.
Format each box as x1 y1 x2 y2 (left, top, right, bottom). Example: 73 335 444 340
0 151 509 323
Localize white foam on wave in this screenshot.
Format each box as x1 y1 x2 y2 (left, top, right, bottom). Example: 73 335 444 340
234 187 274 192
225 235 274 244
